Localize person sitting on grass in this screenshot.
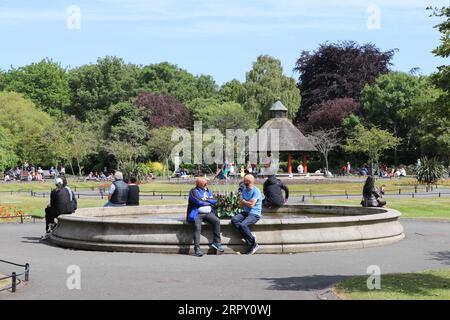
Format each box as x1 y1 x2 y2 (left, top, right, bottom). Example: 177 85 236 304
42 177 74 239
361 176 386 208
186 177 224 257
231 174 262 255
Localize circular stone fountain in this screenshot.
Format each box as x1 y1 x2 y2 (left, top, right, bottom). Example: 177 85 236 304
50 204 404 254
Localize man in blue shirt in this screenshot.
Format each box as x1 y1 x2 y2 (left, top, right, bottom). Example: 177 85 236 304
231 174 262 254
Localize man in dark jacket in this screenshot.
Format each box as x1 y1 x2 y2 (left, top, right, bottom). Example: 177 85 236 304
104 171 129 207
43 177 73 236
187 177 224 257
126 176 140 206
262 175 289 208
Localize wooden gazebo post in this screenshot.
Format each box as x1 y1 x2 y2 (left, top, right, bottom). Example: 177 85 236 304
302 152 308 173
288 153 293 175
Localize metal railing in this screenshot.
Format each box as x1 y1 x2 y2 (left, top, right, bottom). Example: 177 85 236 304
0 215 39 223
0 259 30 293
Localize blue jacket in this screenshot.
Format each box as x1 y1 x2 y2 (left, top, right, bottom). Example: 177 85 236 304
186 187 217 222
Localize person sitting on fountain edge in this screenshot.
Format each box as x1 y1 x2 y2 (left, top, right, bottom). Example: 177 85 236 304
104 171 129 207
361 175 386 208
186 177 224 257
231 174 262 255
262 175 289 208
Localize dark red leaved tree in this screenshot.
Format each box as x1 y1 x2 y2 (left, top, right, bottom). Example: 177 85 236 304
306 98 360 130
135 92 193 130
294 41 395 123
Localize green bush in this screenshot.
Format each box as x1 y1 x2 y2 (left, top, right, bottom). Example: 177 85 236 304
415 156 446 186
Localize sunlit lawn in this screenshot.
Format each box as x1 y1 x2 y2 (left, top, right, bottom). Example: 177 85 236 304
311 197 450 219
1 178 449 220
334 269 450 300
1 176 447 194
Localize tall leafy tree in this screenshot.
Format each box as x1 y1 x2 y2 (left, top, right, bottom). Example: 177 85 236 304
0 92 53 164
218 79 247 104
294 41 394 122
140 62 217 103
194 102 257 133
306 98 360 130
343 125 401 171
362 72 444 161
244 55 300 125
147 127 178 177
2 58 70 118
106 101 149 145
67 56 142 120
135 92 193 130
0 127 18 171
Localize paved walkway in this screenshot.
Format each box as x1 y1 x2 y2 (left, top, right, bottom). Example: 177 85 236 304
1 219 449 300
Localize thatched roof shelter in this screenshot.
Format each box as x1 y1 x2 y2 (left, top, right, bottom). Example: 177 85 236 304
260 100 316 152
259 100 317 174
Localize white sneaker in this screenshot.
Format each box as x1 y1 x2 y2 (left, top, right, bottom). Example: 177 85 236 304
41 233 51 240
246 244 259 255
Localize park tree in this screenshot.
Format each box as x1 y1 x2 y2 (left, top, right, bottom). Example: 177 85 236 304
67 56 142 120
106 139 145 180
343 125 401 172
187 98 222 118
135 92 193 130
218 79 247 104
197 102 257 133
306 128 341 173
362 72 444 161
147 127 178 177
48 116 99 176
0 92 53 164
140 62 217 104
0 127 18 172
294 41 394 122
2 58 70 118
244 55 300 125
305 98 360 130
106 101 149 145
428 6 450 97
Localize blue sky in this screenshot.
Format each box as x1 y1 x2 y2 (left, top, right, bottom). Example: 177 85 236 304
0 0 448 85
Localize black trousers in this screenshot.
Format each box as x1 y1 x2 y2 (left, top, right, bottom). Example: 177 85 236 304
194 212 221 247
45 207 70 232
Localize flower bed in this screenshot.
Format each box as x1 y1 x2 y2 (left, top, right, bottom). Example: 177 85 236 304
0 205 34 223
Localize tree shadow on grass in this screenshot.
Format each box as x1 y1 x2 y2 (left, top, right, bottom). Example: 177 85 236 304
261 275 354 291
334 272 450 299
428 251 450 266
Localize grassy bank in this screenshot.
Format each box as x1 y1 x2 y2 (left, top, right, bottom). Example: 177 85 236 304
334 269 450 300
311 197 450 219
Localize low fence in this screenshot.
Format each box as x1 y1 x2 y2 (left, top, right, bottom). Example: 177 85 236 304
0 259 30 293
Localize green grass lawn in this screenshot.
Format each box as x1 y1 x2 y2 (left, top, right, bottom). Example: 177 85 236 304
311 197 450 219
1 177 446 195
334 269 450 300
1 179 449 220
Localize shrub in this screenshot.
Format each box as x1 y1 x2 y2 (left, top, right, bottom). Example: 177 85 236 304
415 156 446 187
